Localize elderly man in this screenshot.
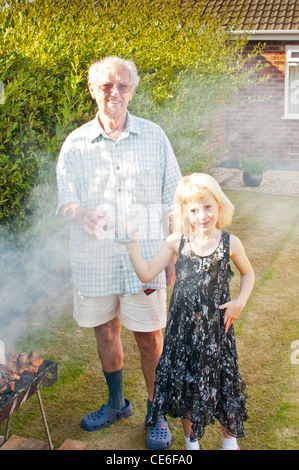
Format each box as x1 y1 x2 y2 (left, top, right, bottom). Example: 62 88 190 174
56 56 181 450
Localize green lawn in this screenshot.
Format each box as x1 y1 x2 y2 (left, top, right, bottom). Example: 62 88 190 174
7 190 299 450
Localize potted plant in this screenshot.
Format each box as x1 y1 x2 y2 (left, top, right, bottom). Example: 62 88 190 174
239 157 270 187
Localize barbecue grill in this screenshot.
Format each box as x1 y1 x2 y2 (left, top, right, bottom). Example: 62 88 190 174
0 360 58 450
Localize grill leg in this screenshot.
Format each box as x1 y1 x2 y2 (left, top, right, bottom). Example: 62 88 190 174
36 390 54 450
0 414 12 446
4 414 11 442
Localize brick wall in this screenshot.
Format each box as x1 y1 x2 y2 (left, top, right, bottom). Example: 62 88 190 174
224 40 299 169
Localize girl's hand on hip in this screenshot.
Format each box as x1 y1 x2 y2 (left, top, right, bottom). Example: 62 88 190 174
219 299 244 333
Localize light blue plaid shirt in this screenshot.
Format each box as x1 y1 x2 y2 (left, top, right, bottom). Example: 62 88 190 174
57 112 181 296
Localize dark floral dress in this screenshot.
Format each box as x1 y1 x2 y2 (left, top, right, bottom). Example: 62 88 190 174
148 231 248 441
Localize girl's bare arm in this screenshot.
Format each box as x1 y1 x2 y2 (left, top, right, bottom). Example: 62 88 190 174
220 235 255 332
128 233 180 283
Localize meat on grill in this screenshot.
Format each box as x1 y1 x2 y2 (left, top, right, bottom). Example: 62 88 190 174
0 350 45 395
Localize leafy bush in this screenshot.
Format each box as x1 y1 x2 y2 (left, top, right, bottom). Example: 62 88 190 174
0 0 266 234
239 156 271 175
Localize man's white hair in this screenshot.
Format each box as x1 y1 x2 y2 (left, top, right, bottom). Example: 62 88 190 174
88 56 140 88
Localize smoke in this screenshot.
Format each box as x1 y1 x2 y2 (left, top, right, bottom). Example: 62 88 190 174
0 183 72 351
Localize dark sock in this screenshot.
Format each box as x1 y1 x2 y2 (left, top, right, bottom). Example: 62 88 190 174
103 368 125 411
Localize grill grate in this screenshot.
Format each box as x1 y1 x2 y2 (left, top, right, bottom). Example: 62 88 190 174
0 360 58 449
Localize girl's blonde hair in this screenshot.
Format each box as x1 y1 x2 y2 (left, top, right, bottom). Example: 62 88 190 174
172 173 235 234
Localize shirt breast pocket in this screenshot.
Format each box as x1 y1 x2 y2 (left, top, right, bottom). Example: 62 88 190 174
132 167 160 204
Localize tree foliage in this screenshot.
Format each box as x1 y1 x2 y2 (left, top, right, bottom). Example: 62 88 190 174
0 0 266 233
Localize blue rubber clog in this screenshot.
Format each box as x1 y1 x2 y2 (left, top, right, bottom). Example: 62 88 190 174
81 398 133 431
146 416 172 450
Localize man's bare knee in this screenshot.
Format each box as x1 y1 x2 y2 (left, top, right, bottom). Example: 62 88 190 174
94 318 121 343
134 330 163 356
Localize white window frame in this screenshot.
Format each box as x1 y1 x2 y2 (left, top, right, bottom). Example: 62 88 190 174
284 46 299 120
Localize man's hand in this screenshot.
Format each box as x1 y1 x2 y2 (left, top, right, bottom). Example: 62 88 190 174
82 209 104 240
60 203 107 240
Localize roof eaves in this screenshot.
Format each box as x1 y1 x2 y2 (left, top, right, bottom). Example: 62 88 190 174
231 29 299 40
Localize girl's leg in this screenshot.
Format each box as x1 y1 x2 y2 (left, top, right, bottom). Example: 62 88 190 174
182 418 200 450
219 423 239 450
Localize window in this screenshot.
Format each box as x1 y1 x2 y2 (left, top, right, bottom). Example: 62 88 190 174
284 46 299 119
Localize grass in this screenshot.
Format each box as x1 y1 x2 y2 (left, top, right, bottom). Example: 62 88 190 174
5 190 299 451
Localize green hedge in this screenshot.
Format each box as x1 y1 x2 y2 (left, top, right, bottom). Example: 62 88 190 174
0 0 266 234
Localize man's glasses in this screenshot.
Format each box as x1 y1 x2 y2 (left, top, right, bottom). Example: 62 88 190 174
97 83 132 94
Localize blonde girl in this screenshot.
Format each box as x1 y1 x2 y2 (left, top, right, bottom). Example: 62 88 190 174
128 173 255 450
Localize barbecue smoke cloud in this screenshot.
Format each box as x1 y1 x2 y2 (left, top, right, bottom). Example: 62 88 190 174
0 184 71 351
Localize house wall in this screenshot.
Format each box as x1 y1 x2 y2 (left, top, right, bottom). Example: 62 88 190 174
224 40 299 169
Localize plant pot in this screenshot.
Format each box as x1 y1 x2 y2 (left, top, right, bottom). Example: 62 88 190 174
242 171 263 188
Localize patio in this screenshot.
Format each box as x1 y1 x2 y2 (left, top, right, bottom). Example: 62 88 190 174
212 167 299 197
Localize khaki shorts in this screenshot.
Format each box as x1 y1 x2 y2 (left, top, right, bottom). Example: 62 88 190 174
73 289 167 332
